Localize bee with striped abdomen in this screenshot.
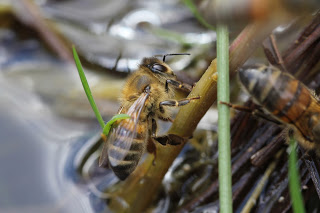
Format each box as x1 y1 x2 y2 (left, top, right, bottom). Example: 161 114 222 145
99 55 199 180
228 66 320 155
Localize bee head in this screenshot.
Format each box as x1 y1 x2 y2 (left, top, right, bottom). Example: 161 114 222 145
141 57 175 76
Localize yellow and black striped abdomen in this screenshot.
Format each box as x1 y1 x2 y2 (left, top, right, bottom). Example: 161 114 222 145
239 67 313 139
107 118 147 180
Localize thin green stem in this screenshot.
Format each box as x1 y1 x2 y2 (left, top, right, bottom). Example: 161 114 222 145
72 46 130 137
102 114 131 135
217 25 232 213
289 135 306 213
72 45 105 129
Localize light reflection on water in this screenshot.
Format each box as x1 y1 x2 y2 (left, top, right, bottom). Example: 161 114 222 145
0 71 113 212
0 30 119 211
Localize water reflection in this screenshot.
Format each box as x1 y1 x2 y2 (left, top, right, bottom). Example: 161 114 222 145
0 75 103 212
0 29 112 212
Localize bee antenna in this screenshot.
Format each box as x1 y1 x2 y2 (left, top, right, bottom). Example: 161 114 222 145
162 53 190 62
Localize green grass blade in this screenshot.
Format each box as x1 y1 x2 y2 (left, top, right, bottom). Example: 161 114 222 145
289 136 306 213
72 45 105 129
183 0 215 31
102 114 131 135
217 25 232 213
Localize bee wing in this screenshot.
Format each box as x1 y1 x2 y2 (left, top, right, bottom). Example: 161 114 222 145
99 133 112 167
99 92 149 167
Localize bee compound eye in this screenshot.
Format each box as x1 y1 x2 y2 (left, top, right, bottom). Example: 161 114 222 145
151 63 167 73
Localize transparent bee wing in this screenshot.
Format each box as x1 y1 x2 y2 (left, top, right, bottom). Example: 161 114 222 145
99 92 149 167
99 132 113 167
99 144 108 167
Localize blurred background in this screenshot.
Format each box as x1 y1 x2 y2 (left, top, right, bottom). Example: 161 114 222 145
0 0 319 213
0 1 217 212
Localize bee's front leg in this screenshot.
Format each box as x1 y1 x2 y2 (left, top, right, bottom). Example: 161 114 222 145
159 96 200 108
165 79 193 93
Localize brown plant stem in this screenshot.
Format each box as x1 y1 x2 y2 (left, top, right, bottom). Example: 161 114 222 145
108 19 283 213
13 0 73 62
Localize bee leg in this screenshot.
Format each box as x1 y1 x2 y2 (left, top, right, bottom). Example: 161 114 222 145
151 118 157 137
165 79 193 93
219 101 255 112
159 96 200 107
147 138 157 166
219 101 281 125
148 118 158 165
153 134 186 146
262 34 287 72
158 116 174 123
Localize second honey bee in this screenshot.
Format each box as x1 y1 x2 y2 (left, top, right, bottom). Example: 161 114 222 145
99 55 199 180
226 66 320 155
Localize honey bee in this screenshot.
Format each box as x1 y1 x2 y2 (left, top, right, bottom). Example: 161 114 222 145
99 54 199 180
225 66 320 155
